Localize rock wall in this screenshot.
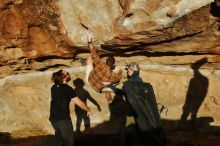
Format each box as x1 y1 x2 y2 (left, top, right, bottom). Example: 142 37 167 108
0 0 75 63
0 56 220 135
0 0 218 64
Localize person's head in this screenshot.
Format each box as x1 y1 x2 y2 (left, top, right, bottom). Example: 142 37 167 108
51 69 71 85
106 56 115 70
126 62 140 77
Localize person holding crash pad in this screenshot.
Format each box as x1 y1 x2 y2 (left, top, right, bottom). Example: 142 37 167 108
103 62 166 146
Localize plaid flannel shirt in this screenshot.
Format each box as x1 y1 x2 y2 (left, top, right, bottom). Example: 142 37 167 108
88 45 122 92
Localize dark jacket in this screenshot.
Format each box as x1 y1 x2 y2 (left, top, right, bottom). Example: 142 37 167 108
109 71 143 96
109 71 166 146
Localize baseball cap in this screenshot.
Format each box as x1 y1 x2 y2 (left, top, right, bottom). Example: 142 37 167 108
125 62 140 71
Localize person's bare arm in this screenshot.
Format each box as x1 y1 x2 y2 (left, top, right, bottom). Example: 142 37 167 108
87 32 104 66
87 31 96 53
72 97 92 116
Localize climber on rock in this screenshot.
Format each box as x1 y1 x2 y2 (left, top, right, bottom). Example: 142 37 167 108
82 32 123 103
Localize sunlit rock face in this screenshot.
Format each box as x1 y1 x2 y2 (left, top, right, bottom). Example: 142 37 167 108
0 68 113 134
0 0 217 65
0 0 75 63
1 58 220 136
58 0 213 44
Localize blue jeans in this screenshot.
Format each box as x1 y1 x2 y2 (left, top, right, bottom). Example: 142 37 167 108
50 119 74 146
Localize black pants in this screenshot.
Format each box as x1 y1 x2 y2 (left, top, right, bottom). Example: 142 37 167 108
50 119 74 146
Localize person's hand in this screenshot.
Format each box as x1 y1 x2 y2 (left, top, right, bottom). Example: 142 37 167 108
118 68 123 74
116 68 123 79
103 82 111 86
86 31 93 43
87 109 92 117
97 105 101 112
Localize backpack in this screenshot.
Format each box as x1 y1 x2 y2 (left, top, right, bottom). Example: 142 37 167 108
123 81 167 146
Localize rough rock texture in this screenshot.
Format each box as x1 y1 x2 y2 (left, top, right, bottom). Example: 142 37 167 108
0 56 220 135
0 0 219 77
0 0 220 143
0 0 77 63
0 0 218 65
